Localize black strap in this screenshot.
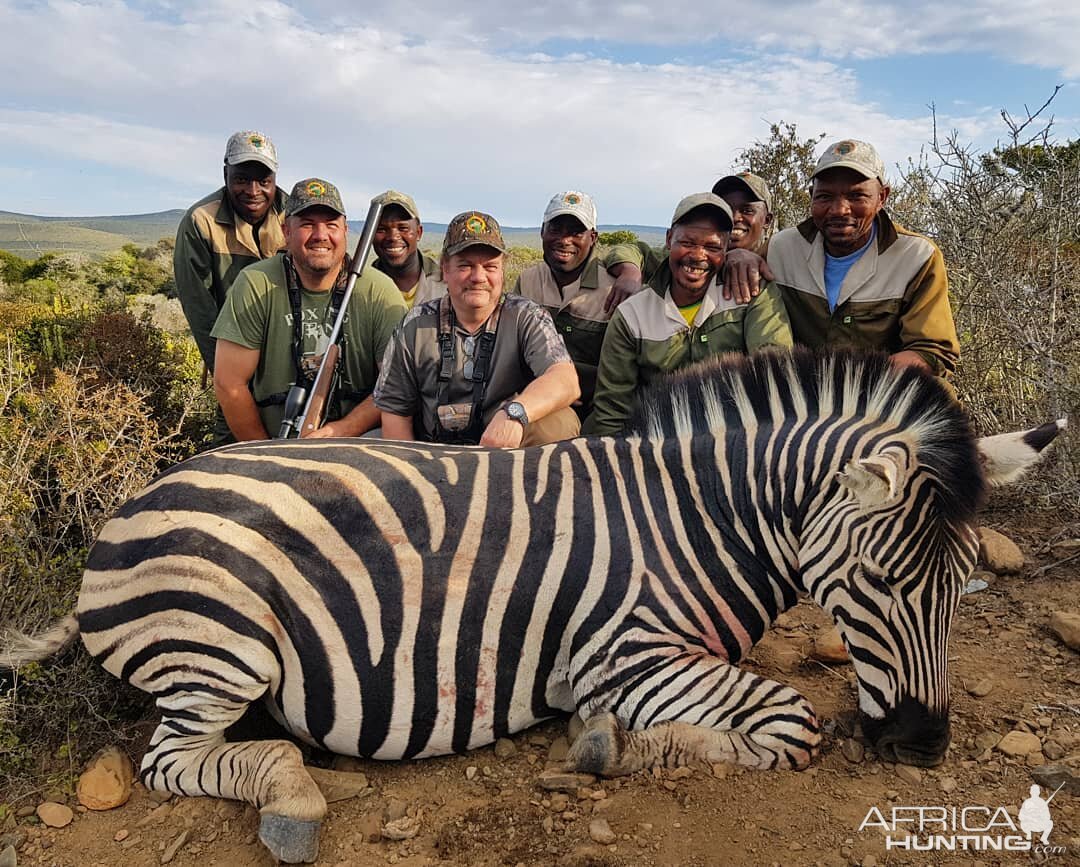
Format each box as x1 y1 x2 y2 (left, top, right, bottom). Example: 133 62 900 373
432 295 504 443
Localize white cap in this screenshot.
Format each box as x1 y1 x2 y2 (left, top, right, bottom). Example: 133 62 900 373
543 191 598 231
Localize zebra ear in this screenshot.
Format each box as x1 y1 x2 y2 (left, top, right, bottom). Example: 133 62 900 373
836 453 908 510
977 419 1066 486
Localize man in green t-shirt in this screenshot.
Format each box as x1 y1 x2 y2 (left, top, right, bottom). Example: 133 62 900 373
212 178 407 440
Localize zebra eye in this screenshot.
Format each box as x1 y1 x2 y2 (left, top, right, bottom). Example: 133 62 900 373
861 561 891 589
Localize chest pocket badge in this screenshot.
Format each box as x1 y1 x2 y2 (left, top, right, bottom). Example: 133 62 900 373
843 315 853 324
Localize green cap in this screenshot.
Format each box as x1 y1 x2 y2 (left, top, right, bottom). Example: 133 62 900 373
372 189 420 221
442 211 507 256
813 139 887 184
671 193 733 231
712 172 773 212
286 178 346 219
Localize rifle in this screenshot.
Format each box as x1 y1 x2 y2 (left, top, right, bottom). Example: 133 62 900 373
277 198 385 439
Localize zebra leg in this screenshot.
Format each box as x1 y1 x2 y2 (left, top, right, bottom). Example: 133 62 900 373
142 691 326 864
568 654 820 775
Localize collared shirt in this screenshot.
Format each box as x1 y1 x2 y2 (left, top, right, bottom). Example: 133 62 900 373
373 250 447 309
584 263 793 436
768 211 960 376
174 186 288 368
374 294 572 441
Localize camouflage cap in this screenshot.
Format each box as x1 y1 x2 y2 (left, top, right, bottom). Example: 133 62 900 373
224 130 278 172
285 178 346 219
442 211 507 256
812 139 887 184
543 191 598 231
671 193 734 231
711 171 773 212
372 189 420 221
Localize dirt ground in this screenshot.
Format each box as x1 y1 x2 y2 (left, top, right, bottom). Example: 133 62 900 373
4 513 1078 867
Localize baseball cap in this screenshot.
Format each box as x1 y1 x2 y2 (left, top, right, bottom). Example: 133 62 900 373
285 178 346 219
671 193 734 231
442 211 507 256
372 190 420 221
812 139 886 184
224 130 278 172
542 191 598 231
711 172 773 212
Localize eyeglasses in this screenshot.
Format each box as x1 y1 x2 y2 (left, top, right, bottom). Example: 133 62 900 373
463 335 476 380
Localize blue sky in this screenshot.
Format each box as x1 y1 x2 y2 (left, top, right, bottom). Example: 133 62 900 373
1 0 1076 226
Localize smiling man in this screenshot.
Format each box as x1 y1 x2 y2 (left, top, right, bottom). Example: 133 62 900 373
211 178 406 441
584 193 792 436
370 189 446 307
711 172 774 256
376 210 580 447
513 191 645 418
768 139 960 376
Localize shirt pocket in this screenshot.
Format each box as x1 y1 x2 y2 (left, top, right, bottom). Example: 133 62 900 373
839 300 902 350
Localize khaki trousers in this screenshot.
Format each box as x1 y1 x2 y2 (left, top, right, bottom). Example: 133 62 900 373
521 406 581 446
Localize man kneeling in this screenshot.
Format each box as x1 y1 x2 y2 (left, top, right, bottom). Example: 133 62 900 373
375 211 580 447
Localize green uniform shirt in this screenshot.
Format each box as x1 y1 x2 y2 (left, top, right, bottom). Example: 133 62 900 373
211 253 406 435
174 186 288 369
584 263 793 436
373 250 447 308
768 212 959 376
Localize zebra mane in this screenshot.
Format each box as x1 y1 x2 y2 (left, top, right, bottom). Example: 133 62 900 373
625 348 985 523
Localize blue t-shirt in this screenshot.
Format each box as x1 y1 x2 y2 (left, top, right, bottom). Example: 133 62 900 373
824 225 877 312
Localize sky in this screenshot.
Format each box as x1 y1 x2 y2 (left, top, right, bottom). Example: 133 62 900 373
1 0 1078 226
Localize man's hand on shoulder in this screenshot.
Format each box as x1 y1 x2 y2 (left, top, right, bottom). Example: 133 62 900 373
479 411 525 449
722 249 774 304
604 263 644 313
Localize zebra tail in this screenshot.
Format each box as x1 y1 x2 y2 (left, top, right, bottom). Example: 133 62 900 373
0 614 80 669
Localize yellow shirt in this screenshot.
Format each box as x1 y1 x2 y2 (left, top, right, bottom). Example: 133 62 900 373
678 300 703 327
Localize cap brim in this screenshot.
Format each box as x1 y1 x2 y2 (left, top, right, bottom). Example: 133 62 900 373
444 239 507 257
711 177 760 202
673 203 733 232
226 152 278 172
812 160 878 181
288 203 346 219
543 208 596 230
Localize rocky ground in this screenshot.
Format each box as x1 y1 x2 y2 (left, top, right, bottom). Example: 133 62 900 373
1 515 1078 867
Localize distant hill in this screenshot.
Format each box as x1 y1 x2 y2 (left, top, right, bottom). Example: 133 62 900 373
0 209 666 258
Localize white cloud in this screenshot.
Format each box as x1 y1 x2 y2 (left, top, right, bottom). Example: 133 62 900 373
0 0 1055 220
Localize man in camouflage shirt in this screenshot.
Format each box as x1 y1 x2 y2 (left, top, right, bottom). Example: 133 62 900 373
370 189 446 308
376 211 580 448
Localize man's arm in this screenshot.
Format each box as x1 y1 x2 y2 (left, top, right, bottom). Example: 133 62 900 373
306 396 382 438
174 211 220 370
743 283 795 352
601 242 654 313
581 311 640 436
479 361 579 448
722 248 776 305
381 412 416 441
897 247 960 377
213 339 268 441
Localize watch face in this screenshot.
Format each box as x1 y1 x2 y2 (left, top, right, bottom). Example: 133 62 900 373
506 401 527 422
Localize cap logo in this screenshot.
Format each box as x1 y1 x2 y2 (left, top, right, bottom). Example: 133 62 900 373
248 134 264 149
563 193 581 205
306 181 326 197
466 214 487 234
833 141 856 156
738 172 752 178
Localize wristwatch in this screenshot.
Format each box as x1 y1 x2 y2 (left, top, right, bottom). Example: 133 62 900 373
502 401 529 427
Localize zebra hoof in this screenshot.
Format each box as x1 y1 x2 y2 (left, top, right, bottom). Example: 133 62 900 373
258 813 320 864
566 712 627 776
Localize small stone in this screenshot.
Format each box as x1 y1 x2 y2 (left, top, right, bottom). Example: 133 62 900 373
996 730 1042 757
385 799 407 822
146 790 173 805
568 713 585 743
711 763 732 779
114 829 130 842
161 829 190 865
136 803 173 828
1031 764 1080 796
14 807 34 820
974 731 1001 754
1049 611 1080 651
590 788 608 800
35 803 73 829
548 737 570 763
77 746 134 811
382 816 420 841
977 527 1024 574
965 678 995 698
668 767 692 780
357 812 382 843
465 766 478 781
0 846 14 867
329 755 367 774
810 626 849 663
1043 741 1066 761
494 738 517 760
939 777 958 794
840 738 865 764
537 770 596 793
588 819 617 845
307 767 370 803
1050 538 1080 559
550 794 569 812
862 856 878 867
895 765 922 784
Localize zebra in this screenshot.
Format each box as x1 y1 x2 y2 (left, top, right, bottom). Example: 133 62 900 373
1 349 1062 864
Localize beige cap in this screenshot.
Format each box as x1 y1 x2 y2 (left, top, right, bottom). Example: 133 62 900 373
372 189 420 221
671 193 733 230
543 191 598 231
812 139 886 184
711 172 773 212
224 130 278 172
